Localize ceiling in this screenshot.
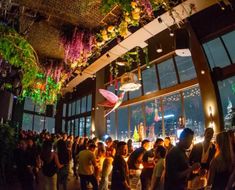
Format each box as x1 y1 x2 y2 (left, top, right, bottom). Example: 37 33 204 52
1 0 121 59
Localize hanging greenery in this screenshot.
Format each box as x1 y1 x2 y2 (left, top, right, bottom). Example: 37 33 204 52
0 24 40 89
21 73 61 108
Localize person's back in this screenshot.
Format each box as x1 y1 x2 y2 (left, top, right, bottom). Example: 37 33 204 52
78 149 95 175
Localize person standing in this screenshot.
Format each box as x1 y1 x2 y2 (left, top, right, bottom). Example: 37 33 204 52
164 128 200 190
111 141 130 190
78 143 98 190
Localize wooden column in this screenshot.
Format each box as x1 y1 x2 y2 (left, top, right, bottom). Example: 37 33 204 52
187 23 223 133
94 69 106 138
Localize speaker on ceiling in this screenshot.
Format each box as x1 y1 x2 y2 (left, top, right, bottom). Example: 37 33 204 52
0 90 14 121
175 28 191 57
46 105 54 117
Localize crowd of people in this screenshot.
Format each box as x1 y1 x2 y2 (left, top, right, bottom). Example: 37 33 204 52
13 127 235 190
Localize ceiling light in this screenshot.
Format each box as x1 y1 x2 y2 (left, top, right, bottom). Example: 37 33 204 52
201 70 205 75
119 72 141 92
116 61 126 66
169 31 174 37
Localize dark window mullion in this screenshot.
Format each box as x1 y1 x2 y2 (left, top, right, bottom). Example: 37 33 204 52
173 56 181 84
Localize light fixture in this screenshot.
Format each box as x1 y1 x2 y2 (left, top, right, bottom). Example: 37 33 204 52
175 28 191 57
169 30 174 37
116 61 126 66
119 72 141 92
156 44 163 53
201 70 205 75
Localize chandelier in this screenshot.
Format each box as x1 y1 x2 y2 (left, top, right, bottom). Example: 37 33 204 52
119 72 141 92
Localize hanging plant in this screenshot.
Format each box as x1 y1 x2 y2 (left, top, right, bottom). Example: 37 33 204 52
0 24 40 89
60 27 97 68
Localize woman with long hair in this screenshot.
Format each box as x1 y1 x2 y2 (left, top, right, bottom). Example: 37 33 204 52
40 140 63 190
207 131 234 190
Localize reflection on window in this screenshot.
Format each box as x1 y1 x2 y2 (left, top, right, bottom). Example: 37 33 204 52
63 104 67 117
130 103 144 140
34 115 45 133
86 116 91 137
158 59 177 89
163 93 182 136
221 30 235 63
107 112 116 139
184 86 205 136
79 117 85 136
24 98 34 111
203 38 231 69
22 113 33 131
142 65 158 94
175 56 196 82
218 76 235 130
45 117 55 133
87 95 92 112
76 100 80 115
81 97 86 113
118 108 128 140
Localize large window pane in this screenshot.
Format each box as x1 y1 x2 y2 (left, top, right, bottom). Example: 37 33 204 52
79 117 85 136
130 103 144 141
34 115 45 133
87 95 92 112
81 97 87 113
129 72 142 99
24 98 34 111
175 56 196 82
218 76 235 130
62 120 65 132
75 119 79 136
144 99 162 140
184 86 205 137
68 103 71 116
163 93 182 136
117 81 128 101
67 120 71 134
86 116 91 137
45 117 55 133
222 30 235 63
22 113 33 131
72 101 76 116
76 100 80 115
117 107 128 141
142 65 158 94
70 120 74 135
63 104 67 117
203 38 231 69
106 112 116 139
158 59 178 89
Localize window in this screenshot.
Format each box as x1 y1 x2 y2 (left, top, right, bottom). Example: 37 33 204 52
203 38 231 69
221 30 235 63
130 103 144 140
24 98 34 111
129 73 142 99
175 56 196 82
107 112 116 139
163 93 182 136
62 120 66 132
34 115 45 133
86 116 91 137
63 104 67 117
76 99 80 115
117 107 128 140
87 95 92 112
22 113 33 131
158 59 178 89
218 76 235 130
142 65 158 94
75 119 79 136
144 99 162 140
81 97 87 113
45 117 55 133
72 101 76 116
68 103 71 116
79 117 85 136
184 86 205 136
